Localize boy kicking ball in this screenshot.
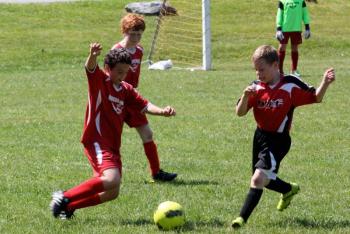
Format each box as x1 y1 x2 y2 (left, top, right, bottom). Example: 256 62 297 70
232 45 335 229
50 43 176 219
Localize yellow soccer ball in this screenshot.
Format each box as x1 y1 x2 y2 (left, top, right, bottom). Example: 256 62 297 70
153 201 185 230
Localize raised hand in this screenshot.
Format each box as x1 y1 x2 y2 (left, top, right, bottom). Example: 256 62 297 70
243 84 257 97
90 42 103 56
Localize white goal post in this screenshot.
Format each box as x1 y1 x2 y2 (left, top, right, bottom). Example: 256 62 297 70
202 0 212 70
147 0 212 70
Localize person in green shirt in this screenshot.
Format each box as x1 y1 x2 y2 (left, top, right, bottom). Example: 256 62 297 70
275 0 311 77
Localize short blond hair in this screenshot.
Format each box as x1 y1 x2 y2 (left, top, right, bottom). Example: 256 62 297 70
252 45 279 64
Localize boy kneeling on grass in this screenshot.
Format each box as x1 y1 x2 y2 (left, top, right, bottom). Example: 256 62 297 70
232 45 335 229
50 43 176 219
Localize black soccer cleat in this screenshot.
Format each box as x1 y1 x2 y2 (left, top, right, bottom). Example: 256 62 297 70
50 190 70 218
58 209 75 220
152 169 177 182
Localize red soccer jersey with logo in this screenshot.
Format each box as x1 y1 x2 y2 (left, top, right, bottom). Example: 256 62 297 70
247 75 317 133
81 65 148 151
112 43 143 88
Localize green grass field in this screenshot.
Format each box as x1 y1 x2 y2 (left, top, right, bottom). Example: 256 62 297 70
0 0 349 233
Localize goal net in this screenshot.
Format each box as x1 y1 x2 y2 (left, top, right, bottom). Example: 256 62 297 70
147 0 211 70
119 0 211 70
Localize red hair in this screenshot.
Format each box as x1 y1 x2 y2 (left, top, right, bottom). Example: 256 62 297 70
120 13 146 34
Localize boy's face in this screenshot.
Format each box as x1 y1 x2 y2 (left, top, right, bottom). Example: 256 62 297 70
253 59 279 84
105 63 130 85
124 29 144 46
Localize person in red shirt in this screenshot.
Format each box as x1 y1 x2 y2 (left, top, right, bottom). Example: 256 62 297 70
112 13 177 182
232 45 335 229
50 42 176 219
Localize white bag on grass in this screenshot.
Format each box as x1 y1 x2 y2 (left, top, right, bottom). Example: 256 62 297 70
148 60 173 70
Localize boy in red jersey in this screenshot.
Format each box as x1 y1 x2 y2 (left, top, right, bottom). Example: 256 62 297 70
49 42 176 219
112 13 177 182
232 45 335 229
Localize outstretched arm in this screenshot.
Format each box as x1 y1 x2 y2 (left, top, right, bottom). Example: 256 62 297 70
85 42 103 71
315 68 335 103
145 103 176 117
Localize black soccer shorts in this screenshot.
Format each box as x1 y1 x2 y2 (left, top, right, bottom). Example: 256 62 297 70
252 128 291 180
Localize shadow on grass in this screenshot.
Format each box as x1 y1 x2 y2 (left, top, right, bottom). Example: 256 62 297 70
273 217 350 230
120 218 153 226
120 217 225 232
181 218 225 231
165 179 219 186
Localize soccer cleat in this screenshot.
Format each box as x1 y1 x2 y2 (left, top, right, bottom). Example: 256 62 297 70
277 183 300 211
50 190 70 218
58 209 75 220
231 216 245 229
152 169 177 182
291 70 301 77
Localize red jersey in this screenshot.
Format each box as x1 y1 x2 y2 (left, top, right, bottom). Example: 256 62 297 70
247 75 317 133
81 65 148 151
112 43 143 88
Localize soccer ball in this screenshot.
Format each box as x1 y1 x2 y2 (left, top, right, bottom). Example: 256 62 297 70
153 201 185 230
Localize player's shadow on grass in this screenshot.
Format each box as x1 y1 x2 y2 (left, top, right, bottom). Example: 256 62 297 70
120 218 225 232
181 218 225 231
120 218 153 226
273 217 350 230
167 179 219 186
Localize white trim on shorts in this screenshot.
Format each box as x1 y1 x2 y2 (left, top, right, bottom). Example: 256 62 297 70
93 142 103 165
260 151 277 180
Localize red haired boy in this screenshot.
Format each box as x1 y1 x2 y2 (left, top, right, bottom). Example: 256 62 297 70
112 13 177 182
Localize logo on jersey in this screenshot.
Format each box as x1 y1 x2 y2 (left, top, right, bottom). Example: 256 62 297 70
130 59 140 72
257 99 284 109
108 95 124 114
285 0 299 9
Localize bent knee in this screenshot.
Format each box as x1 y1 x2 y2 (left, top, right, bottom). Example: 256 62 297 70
139 128 154 142
250 174 267 188
100 176 120 190
101 188 119 202
142 132 153 142
108 189 119 200
251 177 263 187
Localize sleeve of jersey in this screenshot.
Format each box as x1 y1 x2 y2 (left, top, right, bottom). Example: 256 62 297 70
302 1 311 25
292 86 316 107
276 1 284 30
127 88 149 113
85 65 105 94
85 65 104 79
